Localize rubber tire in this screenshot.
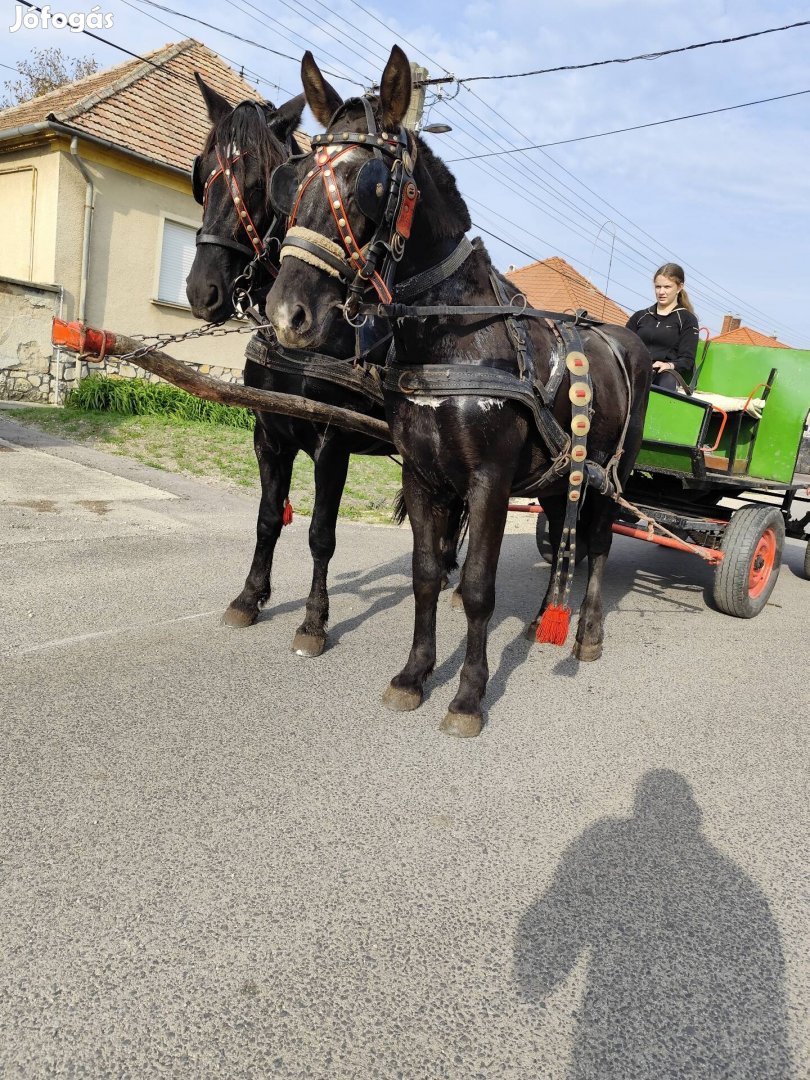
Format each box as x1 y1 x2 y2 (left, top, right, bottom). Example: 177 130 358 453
712 505 785 618
804 540 810 581
535 512 587 566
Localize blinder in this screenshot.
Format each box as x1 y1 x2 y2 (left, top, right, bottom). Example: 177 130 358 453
269 160 302 217
191 154 204 205
355 158 391 223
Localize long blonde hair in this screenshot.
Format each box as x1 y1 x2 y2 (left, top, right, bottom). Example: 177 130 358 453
654 262 695 315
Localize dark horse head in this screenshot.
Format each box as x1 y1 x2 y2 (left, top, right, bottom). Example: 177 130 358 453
264 46 470 348
186 74 304 324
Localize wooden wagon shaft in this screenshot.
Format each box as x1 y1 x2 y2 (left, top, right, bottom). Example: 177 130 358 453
51 319 392 443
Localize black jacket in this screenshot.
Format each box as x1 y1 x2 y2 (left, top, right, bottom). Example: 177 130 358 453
626 306 699 378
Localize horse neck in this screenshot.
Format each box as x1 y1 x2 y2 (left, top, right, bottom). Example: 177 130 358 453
391 235 505 362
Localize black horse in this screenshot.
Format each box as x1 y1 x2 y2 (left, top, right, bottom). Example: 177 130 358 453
186 75 465 655
264 48 652 735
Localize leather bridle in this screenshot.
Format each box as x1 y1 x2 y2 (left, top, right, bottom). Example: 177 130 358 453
272 97 418 317
191 100 291 306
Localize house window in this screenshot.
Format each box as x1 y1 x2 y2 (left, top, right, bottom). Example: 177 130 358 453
157 218 196 306
0 167 36 281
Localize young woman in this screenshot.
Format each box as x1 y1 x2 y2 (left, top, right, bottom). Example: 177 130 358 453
627 263 699 391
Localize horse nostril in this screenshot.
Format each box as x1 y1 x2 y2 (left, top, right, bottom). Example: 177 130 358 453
290 304 309 332
206 285 220 308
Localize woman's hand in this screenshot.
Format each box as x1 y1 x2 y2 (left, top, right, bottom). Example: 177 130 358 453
652 361 675 372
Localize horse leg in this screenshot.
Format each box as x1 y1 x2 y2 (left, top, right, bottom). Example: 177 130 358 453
572 495 614 662
292 439 350 657
441 482 510 738
383 467 448 713
223 427 295 627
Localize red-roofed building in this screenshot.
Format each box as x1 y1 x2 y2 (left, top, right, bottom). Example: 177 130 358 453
0 41 288 401
505 256 628 326
712 315 791 349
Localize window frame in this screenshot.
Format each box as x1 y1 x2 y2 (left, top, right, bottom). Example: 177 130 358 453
152 210 200 311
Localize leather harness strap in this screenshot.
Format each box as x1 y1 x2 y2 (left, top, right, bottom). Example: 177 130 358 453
394 237 476 303
245 334 389 409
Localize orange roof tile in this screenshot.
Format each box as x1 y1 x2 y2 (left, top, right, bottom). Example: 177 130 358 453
0 40 307 171
712 326 791 349
506 256 628 325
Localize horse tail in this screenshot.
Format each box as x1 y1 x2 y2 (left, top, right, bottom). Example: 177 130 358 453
392 488 408 525
442 500 470 573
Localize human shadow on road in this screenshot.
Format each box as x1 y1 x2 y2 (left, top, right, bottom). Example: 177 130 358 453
514 770 794 1079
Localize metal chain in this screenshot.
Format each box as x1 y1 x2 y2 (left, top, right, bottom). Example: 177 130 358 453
119 321 272 362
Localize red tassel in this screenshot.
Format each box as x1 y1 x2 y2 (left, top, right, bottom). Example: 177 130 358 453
282 499 294 526
536 604 571 646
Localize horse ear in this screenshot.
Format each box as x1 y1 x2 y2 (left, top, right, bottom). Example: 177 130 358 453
194 72 232 124
270 93 306 141
380 45 411 130
301 51 343 127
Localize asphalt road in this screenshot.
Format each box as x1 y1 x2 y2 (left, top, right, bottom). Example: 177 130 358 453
1 415 808 1079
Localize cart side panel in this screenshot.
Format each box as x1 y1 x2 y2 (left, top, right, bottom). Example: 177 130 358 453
696 343 810 482
636 390 711 473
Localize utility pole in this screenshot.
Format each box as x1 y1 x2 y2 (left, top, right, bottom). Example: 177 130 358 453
405 63 428 130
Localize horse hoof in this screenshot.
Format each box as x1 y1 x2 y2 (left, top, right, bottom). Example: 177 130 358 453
572 640 602 662
525 620 539 641
292 631 326 657
222 605 258 628
439 711 483 738
382 684 423 712
449 588 465 611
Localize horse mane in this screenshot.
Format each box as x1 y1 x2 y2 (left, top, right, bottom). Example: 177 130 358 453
328 97 471 239
411 135 471 240
203 101 288 212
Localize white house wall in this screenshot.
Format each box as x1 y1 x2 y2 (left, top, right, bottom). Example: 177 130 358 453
57 139 248 372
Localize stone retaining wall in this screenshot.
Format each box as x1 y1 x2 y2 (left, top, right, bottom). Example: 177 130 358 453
0 276 62 402
0 275 243 403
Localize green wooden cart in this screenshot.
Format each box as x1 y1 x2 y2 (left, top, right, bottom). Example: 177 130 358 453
529 339 810 617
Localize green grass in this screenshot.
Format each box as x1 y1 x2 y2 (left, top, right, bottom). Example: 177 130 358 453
6 403 404 523
67 374 255 428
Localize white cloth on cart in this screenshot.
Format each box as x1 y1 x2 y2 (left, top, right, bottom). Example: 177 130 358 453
679 388 766 419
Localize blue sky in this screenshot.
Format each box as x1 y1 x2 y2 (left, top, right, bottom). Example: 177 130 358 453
3 0 809 344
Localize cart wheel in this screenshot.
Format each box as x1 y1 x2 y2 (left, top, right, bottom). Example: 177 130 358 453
804 540 810 581
535 512 586 566
713 505 785 618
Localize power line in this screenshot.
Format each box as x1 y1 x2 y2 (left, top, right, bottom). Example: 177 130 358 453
218 0 373 87
451 20 810 85
452 83 808 341
437 95 787 332
15 0 200 87
304 2 806 337
440 87 807 335
131 0 360 85
270 0 383 76
343 0 448 76
120 0 296 99
447 88 810 160
434 96 742 323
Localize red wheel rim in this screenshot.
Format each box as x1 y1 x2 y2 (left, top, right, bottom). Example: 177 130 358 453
749 527 777 598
